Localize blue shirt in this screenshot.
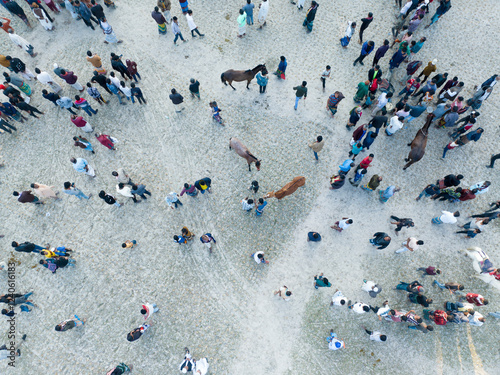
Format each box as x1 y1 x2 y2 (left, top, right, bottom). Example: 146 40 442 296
308 232 321 242
339 159 353 172
411 41 424 54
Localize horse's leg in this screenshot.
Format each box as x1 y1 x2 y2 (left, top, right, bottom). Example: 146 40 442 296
246 80 250 89
403 160 413 170
229 80 236 90
248 163 252 172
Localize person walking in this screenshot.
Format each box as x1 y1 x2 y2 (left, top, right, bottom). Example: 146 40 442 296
431 210 460 224
486 153 500 169
370 232 391 249
251 251 269 264
442 128 484 159
122 240 137 248
55 316 86 331
13 190 43 204
313 273 332 289
127 323 152 342
372 39 390 67
117 183 139 203
302 1 318 33
361 174 382 192
165 191 182 208
0 16 14 33
426 0 452 28
171 17 186 45
293 81 307 110
340 21 356 48
70 157 96 177
390 216 414 234
63 181 91 200
151 6 167 35
99 18 123 44
200 233 216 253
320 65 331 92
358 12 373 44
331 218 353 233
30 183 58 200
186 9 204 37
354 38 375 65
95 133 117 150
11 241 44 253
395 237 423 254
326 91 344 117
131 184 152 200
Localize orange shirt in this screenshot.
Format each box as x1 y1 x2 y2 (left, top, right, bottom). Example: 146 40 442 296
0 18 13 33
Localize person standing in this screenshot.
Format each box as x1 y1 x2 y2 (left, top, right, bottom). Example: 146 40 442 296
179 0 189 14
126 323 151 342
0 16 14 33
431 210 460 224
340 21 356 48
293 81 307 110
106 78 125 104
385 115 404 136
353 40 375 66
74 95 98 116
90 0 104 20
486 153 500 169
30 183 58 200
186 10 204 37
35 68 62 93
200 233 216 253
3 73 31 96
256 69 268 94
86 51 105 74
308 135 324 161
63 181 91 200
98 190 121 207
353 80 369 103
358 12 373 44
417 60 437 84
95 133 116 150
237 8 246 37
86 82 106 105
60 69 84 92
12 190 43 204
117 183 139 203
370 232 391 249
326 91 345 117
171 16 186 45
122 240 137 248
74 0 98 30
5 0 32 27
320 65 331 92
92 71 112 94
130 83 146 104
151 6 167 35
275 56 287 79
70 157 96 177
157 0 171 23
99 17 123 44
169 88 184 112
257 0 268 29
243 0 254 25
31 3 54 31
372 39 389 67
165 191 182 208
56 96 77 114
131 184 152 200
8 31 37 57
6 56 35 81
302 1 318 33
73 135 94 153
140 302 159 320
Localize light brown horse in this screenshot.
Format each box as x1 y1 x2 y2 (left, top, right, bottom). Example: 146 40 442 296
229 137 261 171
221 64 266 90
403 112 434 170
265 177 306 200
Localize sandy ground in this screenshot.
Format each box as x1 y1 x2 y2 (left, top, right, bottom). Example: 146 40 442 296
0 0 499 374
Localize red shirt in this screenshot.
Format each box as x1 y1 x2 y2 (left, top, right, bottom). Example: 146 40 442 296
459 189 476 201
71 116 87 127
433 310 447 326
96 134 114 150
360 157 372 169
465 293 484 306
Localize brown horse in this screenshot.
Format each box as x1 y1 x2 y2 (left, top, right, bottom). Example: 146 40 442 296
403 112 434 170
229 137 261 171
221 64 266 90
265 177 306 200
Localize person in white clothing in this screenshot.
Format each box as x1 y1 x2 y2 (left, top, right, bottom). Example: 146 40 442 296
8 31 37 57
468 312 484 327
431 210 460 224
257 0 269 29
116 183 138 203
372 92 393 116
140 302 159 320
274 285 292 301
395 237 423 254
193 357 209 375
109 72 121 89
186 10 204 37
331 218 353 232
35 68 62 93
470 181 490 195
361 280 382 298
373 301 391 321
386 115 405 135
326 329 346 351
362 326 387 342
119 81 133 103
251 251 269 264
349 302 370 313
179 347 194 373
330 289 349 306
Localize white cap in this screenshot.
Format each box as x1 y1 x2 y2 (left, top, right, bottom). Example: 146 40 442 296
431 59 437 65
53 63 58 68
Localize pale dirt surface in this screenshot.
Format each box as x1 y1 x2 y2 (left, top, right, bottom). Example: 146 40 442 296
0 0 499 374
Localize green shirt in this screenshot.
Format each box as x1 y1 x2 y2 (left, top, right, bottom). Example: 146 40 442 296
293 86 308 98
354 82 368 100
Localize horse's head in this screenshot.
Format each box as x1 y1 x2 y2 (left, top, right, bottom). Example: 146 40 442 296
252 64 266 73
255 160 261 171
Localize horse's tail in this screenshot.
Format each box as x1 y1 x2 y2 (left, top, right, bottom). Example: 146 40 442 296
221 73 227 85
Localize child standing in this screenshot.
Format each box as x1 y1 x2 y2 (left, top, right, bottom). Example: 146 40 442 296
209 101 223 124
255 198 267 216
249 180 259 193
320 65 331 92
274 56 287 79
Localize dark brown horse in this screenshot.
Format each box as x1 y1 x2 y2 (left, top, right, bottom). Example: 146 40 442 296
221 64 266 90
403 112 434 170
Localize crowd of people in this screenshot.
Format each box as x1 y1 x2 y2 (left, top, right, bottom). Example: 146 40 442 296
0 0 499 372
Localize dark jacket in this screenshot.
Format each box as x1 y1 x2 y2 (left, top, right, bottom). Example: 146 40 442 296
368 68 382 82
14 242 36 253
194 177 211 191
306 5 317 22
9 58 25 73
372 232 390 249
91 3 105 20
443 174 461 187
169 92 184 104
374 45 389 61
61 71 78 84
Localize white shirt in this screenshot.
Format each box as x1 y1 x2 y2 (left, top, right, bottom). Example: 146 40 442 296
331 291 347 306
120 85 132 97
439 211 457 224
352 302 369 314
9 33 30 49
376 93 388 109
37 72 55 85
470 182 489 195
377 306 391 318
141 302 155 320
370 331 385 342
386 116 403 135
109 75 121 88
321 70 331 79
186 14 197 30
328 338 345 350
116 184 134 198
194 358 209 375
338 219 351 230
468 312 483 326
344 21 354 38
407 237 419 251
361 280 376 293
253 251 265 263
